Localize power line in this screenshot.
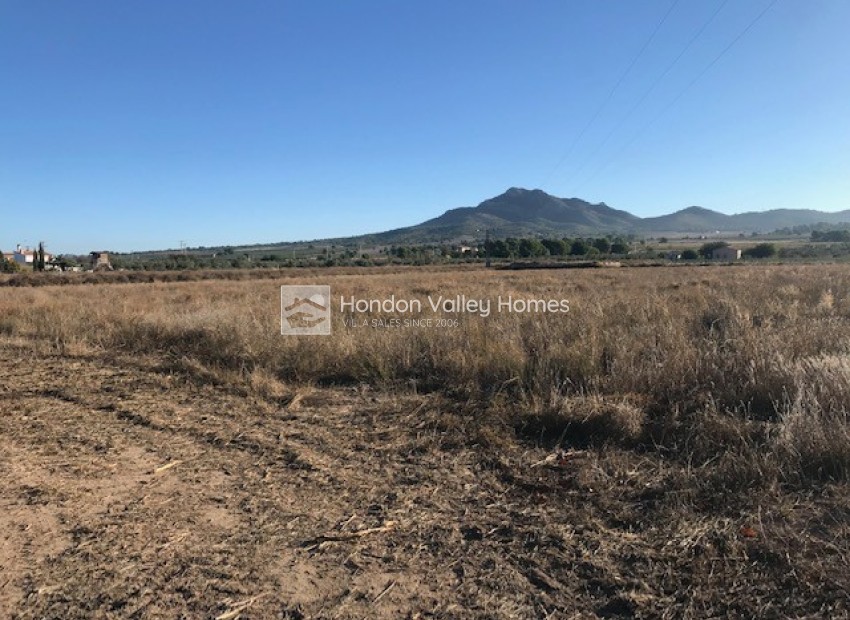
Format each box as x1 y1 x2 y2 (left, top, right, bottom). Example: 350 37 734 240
564 0 731 193
541 0 681 189
574 0 781 194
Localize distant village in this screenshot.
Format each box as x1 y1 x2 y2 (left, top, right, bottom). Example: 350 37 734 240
16 224 850 274
1 244 112 272
1 236 784 275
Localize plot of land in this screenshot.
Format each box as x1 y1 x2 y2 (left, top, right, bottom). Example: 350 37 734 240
1 266 849 618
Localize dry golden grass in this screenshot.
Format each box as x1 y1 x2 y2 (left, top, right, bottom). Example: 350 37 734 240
2 263 850 617
2 263 850 490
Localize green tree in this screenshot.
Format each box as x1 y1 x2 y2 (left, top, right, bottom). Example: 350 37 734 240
541 238 567 256
0 250 19 272
592 237 611 254
742 243 777 259
610 239 629 254
33 242 46 272
682 249 699 260
812 230 850 242
570 239 590 256
391 245 412 259
485 239 511 258
699 241 728 258
518 238 548 258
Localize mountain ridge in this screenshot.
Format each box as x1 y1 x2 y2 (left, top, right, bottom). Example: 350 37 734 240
347 188 850 245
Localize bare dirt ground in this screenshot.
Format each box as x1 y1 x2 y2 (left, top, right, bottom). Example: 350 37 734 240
1 339 848 619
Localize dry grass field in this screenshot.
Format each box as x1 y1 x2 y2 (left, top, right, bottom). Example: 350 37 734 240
1 264 849 618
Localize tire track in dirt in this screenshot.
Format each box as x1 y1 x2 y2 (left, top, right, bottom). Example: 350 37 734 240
0 344 480 618
4 341 847 618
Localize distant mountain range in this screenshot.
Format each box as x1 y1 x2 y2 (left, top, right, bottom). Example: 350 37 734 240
127 188 850 257
351 188 850 244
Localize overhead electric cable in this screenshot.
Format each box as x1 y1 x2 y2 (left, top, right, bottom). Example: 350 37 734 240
564 0 731 192
573 0 781 193
541 0 681 188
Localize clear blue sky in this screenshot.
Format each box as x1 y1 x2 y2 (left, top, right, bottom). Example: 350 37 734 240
2 0 848 253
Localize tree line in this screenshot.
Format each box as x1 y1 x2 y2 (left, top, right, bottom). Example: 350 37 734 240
483 237 630 258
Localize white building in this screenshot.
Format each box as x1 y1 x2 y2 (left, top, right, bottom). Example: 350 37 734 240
13 244 52 265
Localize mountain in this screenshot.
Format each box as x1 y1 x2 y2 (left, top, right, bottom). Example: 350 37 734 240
641 206 733 233
726 209 850 231
352 188 850 244
642 206 850 234
360 188 643 244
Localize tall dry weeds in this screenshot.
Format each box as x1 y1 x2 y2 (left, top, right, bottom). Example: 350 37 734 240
2 263 849 486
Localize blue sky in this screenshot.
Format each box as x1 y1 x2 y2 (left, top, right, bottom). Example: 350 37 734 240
1 0 848 253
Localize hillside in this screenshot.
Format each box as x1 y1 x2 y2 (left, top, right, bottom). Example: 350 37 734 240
358 188 643 244
643 205 850 235
350 188 850 245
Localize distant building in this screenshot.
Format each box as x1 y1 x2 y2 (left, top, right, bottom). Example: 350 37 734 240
665 251 682 261
457 245 476 255
712 246 741 261
46 257 73 272
90 251 113 271
12 244 52 265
